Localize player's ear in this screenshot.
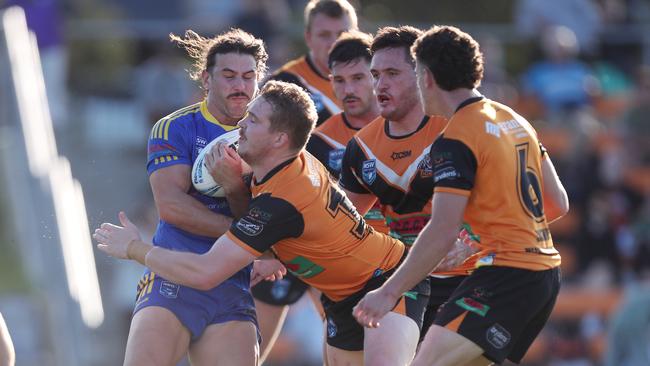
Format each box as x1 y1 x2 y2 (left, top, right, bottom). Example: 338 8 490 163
424 67 436 89
201 70 211 90
274 131 289 148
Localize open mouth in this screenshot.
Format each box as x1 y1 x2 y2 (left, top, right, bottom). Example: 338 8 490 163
377 94 391 105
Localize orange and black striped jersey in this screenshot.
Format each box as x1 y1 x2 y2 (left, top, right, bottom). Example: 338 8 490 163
226 152 404 301
340 116 474 276
307 113 359 178
268 55 341 126
306 113 389 234
429 96 561 270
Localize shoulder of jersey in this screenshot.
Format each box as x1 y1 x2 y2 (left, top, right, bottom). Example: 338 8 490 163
442 100 489 140
277 56 305 73
149 102 201 140
354 116 385 140
315 113 345 134
270 56 306 80
262 153 326 200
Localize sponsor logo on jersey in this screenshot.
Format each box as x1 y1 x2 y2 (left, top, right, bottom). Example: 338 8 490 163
476 253 495 268
362 159 377 185
306 155 322 187
403 291 418 300
434 167 459 183
327 317 337 338
472 287 493 301
485 122 501 137
455 297 490 317
249 207 272 223
391 150 412 160
386 215 430 245
432 151 453 165
460 223 481 244
418 154 433 178
285 256 324 279
236 218 263 236
328 149 345 172
486 119 526 138
159 281 180 299
486 324 511 349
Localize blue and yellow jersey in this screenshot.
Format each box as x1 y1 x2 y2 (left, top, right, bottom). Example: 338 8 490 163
146 100 239 254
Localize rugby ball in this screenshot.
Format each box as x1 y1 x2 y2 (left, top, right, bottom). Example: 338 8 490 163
191 128 241 197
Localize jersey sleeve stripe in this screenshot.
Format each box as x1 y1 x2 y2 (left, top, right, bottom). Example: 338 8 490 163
151 120 161 139
226 232 263 257
150 105 201 141
433 186 472 197
163 119 172 140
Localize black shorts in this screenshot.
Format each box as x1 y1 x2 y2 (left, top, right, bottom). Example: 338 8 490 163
433 266 561 364
251 272 310 306
321 271 430 351
421 275 466 342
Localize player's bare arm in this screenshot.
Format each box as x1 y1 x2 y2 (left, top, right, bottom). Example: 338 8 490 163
251 258 287 286
95 212 257 291
541 155 569 223
353 192 468 328
205 141 252 218
434 237 479 272
150 165 233 237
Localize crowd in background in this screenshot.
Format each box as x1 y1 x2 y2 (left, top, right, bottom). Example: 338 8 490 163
1 0 649 365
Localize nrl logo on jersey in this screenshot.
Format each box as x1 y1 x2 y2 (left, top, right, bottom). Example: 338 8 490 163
195 136 208 155
328 149 345 172
362 159 377 185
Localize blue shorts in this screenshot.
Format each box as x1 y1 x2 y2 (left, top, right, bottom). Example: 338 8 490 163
133 266 258 341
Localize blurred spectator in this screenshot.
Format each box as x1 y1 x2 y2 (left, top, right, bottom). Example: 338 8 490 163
477 35 518 105
515 0 603 55
183 1 241 34
604 281 650 366
133 41 197 124
233 0 292 71
233 0 289 40
620 65 650 170
4 0 69 128
520 25 599 121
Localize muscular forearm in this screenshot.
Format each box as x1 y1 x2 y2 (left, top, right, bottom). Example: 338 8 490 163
124 237 217 289
143 246 219 291
157 193 233 237
382 221 457 297
223 182 251 219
